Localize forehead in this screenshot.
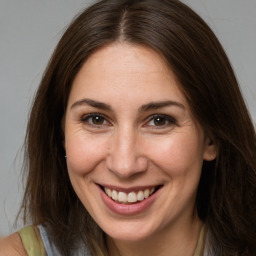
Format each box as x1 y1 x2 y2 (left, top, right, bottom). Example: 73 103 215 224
68 43 187 106
84 43 171 74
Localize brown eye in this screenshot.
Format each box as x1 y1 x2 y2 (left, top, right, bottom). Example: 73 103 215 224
153 116 167 126
146 114 177 128
91 115 105 125
81 114 109 126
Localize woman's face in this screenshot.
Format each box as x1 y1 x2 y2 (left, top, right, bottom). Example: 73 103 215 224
64 43 216 242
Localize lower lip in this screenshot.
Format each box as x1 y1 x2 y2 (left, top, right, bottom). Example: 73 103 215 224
99 186 161 216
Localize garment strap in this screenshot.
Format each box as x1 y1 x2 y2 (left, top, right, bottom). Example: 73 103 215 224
18 226 46 256
193 224 207 256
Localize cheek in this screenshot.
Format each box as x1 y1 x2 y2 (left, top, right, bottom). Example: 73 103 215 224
145 131 204 175
65 131 108 176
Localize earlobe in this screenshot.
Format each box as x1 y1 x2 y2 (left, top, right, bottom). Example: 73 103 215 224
203 137 218 161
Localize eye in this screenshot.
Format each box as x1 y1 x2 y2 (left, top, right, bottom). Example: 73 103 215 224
151 116 167 126
81 113 110 126
146 114 177 128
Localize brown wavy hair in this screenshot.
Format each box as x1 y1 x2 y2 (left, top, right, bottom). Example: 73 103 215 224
20 0 256 255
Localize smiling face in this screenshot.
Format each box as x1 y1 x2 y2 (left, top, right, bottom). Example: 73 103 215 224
64 43 216 243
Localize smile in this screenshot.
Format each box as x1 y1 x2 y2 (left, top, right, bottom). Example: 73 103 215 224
103 186 158 204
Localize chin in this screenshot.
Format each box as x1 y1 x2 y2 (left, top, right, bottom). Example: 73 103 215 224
100 219 157 242
107 231 152 242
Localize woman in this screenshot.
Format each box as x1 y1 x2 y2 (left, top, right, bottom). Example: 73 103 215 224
1 0 255 255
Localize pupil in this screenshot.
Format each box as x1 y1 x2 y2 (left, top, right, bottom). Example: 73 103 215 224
154 117 166 126
93 116 103 124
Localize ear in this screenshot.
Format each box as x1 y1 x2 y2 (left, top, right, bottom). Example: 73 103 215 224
203 136 218 161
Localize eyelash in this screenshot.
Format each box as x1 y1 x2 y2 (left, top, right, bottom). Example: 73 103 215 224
80 113 111 127
145 114 177 128
80 113 177 129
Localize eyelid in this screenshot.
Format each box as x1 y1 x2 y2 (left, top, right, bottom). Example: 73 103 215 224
80 113 111 126
81 112 103 120
79 112 177 129
144 114 178 128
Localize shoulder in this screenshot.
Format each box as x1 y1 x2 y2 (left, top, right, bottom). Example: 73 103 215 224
0 232 27 256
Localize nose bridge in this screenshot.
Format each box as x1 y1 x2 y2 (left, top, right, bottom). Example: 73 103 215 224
107 125 147 178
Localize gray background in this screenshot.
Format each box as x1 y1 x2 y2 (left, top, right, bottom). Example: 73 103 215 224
1 0 255 236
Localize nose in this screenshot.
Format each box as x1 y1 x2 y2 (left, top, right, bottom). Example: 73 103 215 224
106 127 148 179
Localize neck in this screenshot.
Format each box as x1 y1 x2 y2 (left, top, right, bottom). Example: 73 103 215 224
106 216 203 256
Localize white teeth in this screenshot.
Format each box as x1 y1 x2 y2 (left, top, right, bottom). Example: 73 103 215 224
118 192 127 203
144 189 150 198
112 190 118 201
104 187 156 204
137 191 144 201
105 188 112 197
127 192 137 203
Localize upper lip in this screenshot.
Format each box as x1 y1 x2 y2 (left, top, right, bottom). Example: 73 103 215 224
97 184 162 193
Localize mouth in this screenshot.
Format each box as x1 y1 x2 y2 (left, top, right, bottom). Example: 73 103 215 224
100 185 162 205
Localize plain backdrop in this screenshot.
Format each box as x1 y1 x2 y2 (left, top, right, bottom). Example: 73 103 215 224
1 0 255 236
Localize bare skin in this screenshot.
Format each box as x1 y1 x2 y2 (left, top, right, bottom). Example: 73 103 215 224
0 233 27 256
0 43 216 256
65 43 217 256
106 217 203 256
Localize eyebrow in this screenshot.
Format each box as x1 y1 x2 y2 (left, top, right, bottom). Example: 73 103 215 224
71 98 113 111
70 98 185 112
139 100 185 112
